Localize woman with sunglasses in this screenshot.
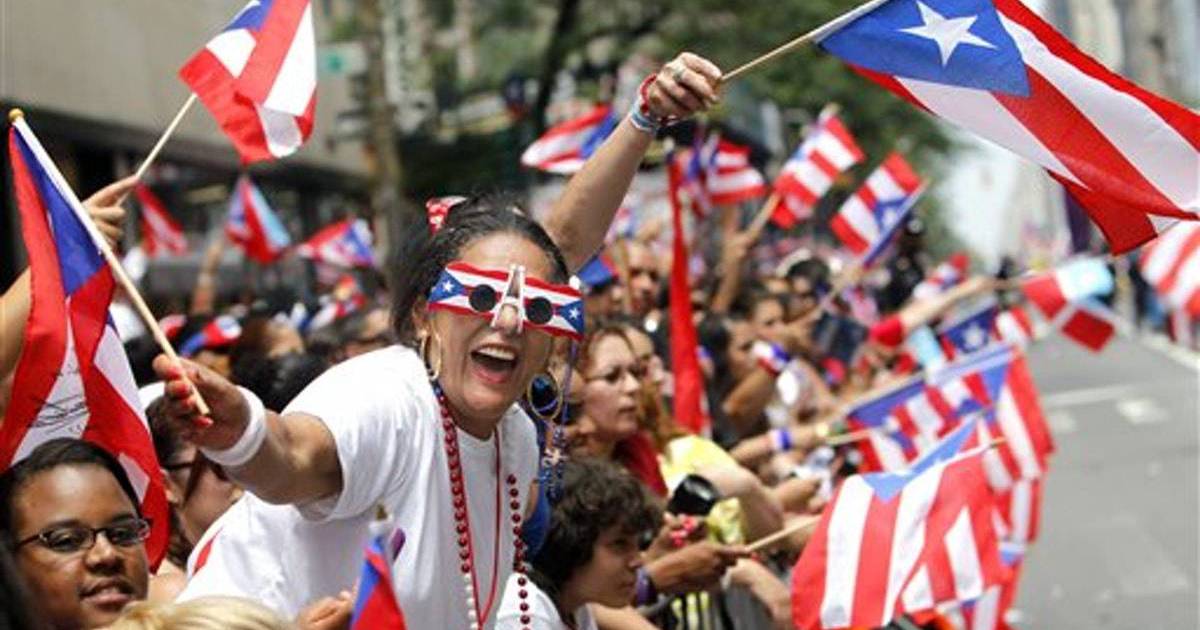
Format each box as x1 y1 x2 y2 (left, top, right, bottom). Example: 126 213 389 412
0 438 152 629
149 51 723 628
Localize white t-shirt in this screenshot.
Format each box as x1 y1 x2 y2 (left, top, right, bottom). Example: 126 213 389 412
179 346 539 629
495 573 597 630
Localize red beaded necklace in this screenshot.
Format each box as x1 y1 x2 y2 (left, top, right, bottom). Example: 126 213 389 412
434 382 531 630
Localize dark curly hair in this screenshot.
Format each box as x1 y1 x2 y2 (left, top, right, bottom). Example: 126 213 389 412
388 194 571 345
528 458 661 600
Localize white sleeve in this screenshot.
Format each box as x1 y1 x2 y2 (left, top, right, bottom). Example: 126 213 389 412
283 352 418 521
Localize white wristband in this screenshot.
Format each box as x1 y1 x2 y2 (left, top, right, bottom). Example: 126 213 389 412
200 386 267 468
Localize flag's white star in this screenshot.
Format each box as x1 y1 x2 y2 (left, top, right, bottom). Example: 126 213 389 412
881 206 901 227
901 1 996 66
963 322 988 349
565 307 579 321
442 281 454 293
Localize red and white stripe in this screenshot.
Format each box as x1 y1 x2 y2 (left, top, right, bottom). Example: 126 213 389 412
771 108 865 228
234 0 316 117
993 305 1034 347
179 0 316 163
793 448 1000 629
135 184 188 257
831 153 922 255
835 0 1200 252
1139 223 1200 316
705 136 768 206
995 479 1042 545
519 105 613 174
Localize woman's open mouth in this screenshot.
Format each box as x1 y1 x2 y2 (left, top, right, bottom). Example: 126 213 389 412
470 344 519 384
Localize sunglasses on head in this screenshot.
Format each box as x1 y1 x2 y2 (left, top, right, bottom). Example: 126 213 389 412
428 262 584 340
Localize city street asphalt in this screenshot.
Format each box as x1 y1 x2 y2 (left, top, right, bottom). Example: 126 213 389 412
1016 333 1199 628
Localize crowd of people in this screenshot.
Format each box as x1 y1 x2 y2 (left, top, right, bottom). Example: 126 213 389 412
0 49 1071 630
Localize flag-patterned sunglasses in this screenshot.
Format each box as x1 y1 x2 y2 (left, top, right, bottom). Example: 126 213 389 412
427 261 584 340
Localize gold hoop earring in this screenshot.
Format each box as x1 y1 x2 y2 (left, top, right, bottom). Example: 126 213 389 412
525 370 563 423
420 331 443 381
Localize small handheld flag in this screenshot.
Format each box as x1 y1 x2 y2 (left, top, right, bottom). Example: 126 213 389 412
520 105 616 174
180 0 317 162
225 176 292 263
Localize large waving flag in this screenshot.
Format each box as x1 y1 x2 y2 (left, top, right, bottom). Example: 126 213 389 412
1138 223 1200 317
771 108 865 229
830 153 923 256
180 0 317 163
350 533 408 629
792 419 1003 629
296 218 376 268
816 0 1200 253
520 104 617 174
225 176 292 263
4 118 169 566
134 184 188 257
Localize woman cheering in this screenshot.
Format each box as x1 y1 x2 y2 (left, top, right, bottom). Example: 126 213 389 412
150 52 723 629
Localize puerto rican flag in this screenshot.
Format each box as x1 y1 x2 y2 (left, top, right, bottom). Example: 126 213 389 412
225 176 292 263
428 262 585 340
670 136 713 218
297 218 376 268
792 418 1004 629
939 302 999 359
180 0 317 163
830 153 923 257
704 134 769 207
1022 258 1117 352
1138 222 1200 317
850 344 1052 488
817 0 1200 253
3 119 169 567
520 104 617 174
912 252 970 301
771 106 865 229
180 315 243 357
350 532 409 630
134 184 188 257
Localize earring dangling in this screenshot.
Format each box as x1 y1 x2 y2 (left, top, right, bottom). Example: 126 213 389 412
420 331 443 381
525 370 562 423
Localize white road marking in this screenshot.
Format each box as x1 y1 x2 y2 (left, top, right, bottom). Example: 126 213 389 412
1047 410 1078 435
1042 384 1140 408
1116 397 1169 425
1137 332 1200 373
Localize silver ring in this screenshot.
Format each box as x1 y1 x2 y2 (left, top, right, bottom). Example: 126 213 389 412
670 63 686 83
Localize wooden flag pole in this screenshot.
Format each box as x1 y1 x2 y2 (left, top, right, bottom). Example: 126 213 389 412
116 93 198 203
746 515 820 552
9 109 211 417
722 0 891 82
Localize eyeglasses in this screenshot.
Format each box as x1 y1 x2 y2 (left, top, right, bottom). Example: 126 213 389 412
466 284 557 326
586 363 647 385
15 518 151 555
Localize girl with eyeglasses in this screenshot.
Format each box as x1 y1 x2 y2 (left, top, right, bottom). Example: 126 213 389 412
148 51 724 628
0 438 151 630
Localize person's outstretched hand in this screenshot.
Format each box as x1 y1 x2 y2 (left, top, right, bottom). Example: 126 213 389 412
152 354 250 451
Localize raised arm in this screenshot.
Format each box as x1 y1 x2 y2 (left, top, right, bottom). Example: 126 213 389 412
544 53 722 271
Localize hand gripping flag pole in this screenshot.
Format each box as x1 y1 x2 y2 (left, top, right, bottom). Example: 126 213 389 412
8 110 210 417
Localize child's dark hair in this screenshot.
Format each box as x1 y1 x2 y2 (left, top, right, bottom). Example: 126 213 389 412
529 459 661 598
389 194 571 345
0 438 142 546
